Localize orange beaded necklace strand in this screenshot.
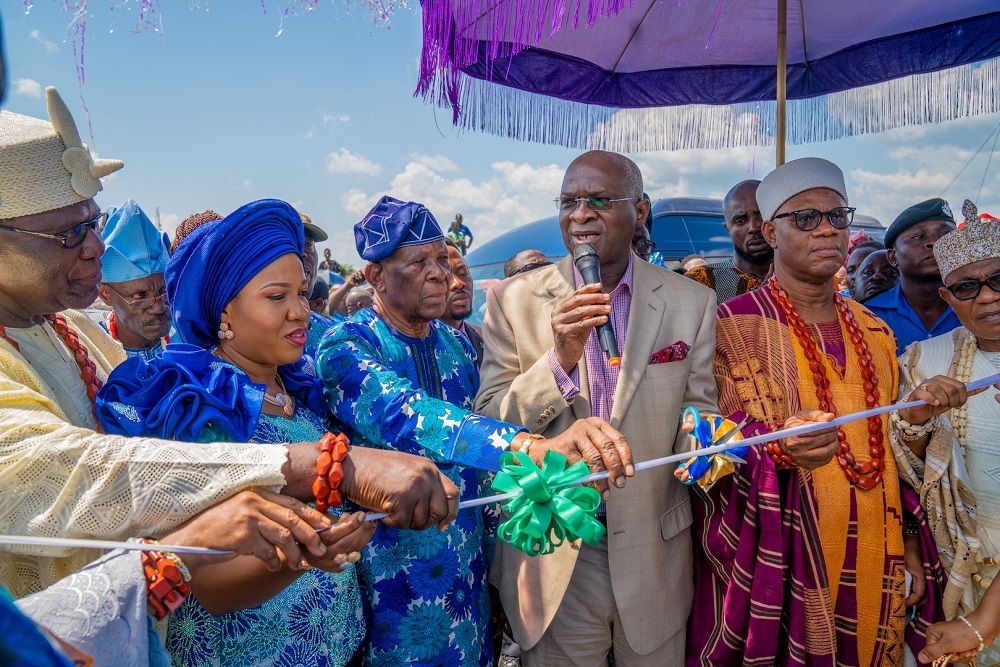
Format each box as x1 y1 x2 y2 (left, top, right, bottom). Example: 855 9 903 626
0 314 104 418
767 276 885 490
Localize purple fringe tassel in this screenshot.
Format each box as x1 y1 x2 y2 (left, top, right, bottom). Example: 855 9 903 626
417 0 635 122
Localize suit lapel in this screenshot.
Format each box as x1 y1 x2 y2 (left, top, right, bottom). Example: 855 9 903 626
610 259 665 427
549 257 592 421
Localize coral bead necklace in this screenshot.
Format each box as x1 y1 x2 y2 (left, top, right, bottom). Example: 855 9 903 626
768 276 885 490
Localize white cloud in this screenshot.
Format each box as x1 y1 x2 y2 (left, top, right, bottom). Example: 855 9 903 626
157 213 181 239
631 145 772 203
13 78 42 98
243 180 254 191
341 188 374 216
847 117 1000 225
304 125 316 140
30 30 59 54
321 112 351 124
408 153 458 173
326 148 382 177
339 155 565 245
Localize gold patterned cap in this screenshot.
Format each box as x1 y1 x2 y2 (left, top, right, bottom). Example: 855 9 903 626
933 199 1000 280
0 86 122 220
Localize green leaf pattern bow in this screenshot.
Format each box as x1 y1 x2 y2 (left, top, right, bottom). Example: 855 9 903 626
493 450 606 556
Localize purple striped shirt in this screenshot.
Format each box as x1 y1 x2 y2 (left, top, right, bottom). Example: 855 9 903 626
548 257 634 516
549 255 634 419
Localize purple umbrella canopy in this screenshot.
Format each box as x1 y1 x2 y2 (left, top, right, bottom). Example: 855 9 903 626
417 0 1000 151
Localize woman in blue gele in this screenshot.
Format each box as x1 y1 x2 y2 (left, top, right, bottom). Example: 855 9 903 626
96 199 373 667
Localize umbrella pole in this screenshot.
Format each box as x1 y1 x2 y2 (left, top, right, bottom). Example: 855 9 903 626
776 0 787 166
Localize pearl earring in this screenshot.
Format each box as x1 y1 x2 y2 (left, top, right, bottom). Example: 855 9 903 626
217 322 234 340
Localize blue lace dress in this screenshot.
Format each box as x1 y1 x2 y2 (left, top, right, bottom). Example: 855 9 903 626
95 349 365 667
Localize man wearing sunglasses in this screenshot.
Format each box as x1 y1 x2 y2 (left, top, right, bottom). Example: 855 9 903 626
865 198 961 353
689 157 966 665
892 200 1000 665
97 200 171 360
0 86 465 605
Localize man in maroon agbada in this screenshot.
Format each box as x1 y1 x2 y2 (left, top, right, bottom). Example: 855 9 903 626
686 158 961 666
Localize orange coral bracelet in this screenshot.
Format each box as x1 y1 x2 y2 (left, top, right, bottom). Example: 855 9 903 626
140 540 192 620
314 432 351 513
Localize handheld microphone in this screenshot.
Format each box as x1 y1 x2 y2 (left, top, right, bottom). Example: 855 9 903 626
573 243 621 367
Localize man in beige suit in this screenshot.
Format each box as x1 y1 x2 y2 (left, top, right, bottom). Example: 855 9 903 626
476 150 719 665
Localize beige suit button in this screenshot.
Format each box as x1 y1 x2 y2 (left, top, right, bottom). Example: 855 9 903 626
536 417 544 424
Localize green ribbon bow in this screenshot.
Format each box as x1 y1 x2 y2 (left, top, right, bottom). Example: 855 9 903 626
492 450 606 556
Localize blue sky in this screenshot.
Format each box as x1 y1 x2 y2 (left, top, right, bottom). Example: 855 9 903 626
4 1 999 264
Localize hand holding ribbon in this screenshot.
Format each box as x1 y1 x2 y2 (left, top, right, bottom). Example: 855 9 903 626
492 450 606 556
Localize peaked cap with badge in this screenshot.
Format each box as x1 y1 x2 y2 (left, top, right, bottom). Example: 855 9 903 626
884 197 955 250
0 87 122 220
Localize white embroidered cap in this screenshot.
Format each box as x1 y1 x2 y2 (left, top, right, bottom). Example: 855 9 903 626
0 86 122 220
756 157 848 222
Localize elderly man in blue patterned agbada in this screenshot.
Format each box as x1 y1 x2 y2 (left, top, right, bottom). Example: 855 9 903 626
316 196 634 667
97 200 171 360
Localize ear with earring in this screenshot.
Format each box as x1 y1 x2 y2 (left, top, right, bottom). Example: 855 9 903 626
217 321 234 340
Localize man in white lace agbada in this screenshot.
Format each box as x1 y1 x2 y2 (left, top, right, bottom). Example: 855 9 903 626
0 86 460 598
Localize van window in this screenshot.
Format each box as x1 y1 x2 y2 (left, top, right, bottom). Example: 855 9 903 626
651 214 730 261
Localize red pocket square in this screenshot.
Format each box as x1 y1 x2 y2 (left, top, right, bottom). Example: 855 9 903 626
649 341 691 365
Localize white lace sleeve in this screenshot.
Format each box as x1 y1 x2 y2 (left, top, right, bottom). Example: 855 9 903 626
0 346 288 596
16 549 168 667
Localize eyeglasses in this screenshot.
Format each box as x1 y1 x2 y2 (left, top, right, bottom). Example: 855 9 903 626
104 283 169 311
945 271 1000 301
508 261 552 277
772 207 855 232
633 239 657 254
0 212 108 249
554 196 639 212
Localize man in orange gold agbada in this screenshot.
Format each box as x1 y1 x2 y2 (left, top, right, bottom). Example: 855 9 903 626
686 157 969 666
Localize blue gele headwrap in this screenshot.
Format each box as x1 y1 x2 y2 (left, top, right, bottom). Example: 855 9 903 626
98 200 327 441
166 199 304 350
354 195 444 261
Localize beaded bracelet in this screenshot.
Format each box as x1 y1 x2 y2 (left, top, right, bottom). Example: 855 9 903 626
764 422 797 469
140 540 192 620
958 615 986 652
314 432 351 513
890 410 937 442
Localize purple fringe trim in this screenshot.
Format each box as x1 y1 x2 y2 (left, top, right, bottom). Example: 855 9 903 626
417 0 635 121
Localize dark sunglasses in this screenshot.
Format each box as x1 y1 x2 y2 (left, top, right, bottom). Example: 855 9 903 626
772 207 855 232
0 212 108 249
509 261 552 277
945 270 1000 301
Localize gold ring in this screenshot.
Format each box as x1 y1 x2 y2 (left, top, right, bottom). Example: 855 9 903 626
347 551 361 564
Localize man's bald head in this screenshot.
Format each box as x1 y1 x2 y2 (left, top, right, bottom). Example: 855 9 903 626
723 180 761 220
568 151 643 198
504 249 550 278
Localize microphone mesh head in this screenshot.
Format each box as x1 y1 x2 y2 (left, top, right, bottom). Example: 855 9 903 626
573 242 598 263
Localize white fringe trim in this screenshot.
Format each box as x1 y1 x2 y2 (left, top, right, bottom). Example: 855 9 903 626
450 56 1000 152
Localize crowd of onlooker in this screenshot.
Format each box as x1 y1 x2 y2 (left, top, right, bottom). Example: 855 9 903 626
4 85 1000 667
